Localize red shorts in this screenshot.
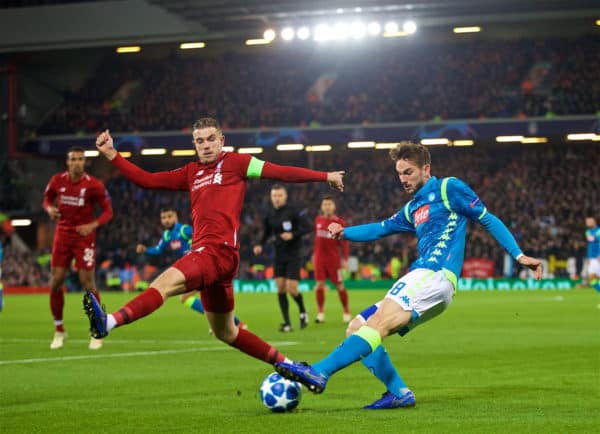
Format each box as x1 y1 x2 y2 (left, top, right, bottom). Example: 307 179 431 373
314 261 342 285
52 231 96 270
172 244 239 313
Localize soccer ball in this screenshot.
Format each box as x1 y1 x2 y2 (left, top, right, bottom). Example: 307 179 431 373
259 372 302 412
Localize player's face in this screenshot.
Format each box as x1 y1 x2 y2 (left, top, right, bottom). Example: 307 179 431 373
396 158 430 195
586 217 596 228
270 188 287 209
160 211 178 229
66 151 85 178
192 127 225 164
321 199 336 217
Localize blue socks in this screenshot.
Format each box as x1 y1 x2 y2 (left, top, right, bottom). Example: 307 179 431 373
362 345 410 396
184 296 205 314
313 326 381 377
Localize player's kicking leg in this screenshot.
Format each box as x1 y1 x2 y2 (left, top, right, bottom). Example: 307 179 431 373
180 290 247 334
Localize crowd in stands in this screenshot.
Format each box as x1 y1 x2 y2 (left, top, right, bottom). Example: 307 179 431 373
7 141 596 287
38 36 599 135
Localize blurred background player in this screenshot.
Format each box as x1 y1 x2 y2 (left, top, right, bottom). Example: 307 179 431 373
254 185 311 332
137 206 245 329
43 147 113 350
313 195 351 323
85 119 344 369
276 142 542 409
584 216 600 292
0 213 15 312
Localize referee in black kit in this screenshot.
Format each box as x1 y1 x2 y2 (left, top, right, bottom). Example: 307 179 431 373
253 185 311 332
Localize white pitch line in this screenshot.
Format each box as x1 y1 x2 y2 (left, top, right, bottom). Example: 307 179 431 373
0 338 299 345
0 341 299 366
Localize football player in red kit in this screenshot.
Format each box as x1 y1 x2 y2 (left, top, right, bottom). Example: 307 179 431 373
85 117 344 367
313 196 351 323
43 147 113 350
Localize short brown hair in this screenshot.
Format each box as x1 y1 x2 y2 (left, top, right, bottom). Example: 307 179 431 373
271 184 286 192
192 117 221 132
321 195 335 203
389 141 431 167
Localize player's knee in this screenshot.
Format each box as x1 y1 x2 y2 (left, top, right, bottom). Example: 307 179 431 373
212 325 237 343
346 317 363 337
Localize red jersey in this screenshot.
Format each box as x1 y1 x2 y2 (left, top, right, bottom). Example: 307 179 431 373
111 151 327 250
314 215 349 264
43 172 113 235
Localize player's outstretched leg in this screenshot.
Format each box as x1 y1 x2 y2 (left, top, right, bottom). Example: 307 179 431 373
275 325 382 393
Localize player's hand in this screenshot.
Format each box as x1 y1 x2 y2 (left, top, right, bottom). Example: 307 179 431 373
76 221 98 236
517 255 543 280
136 244 147 254
280 232 294 241
96 129 118 160
328 222 344 239
253 245 263 255
327 171 345 192
46 206 61 220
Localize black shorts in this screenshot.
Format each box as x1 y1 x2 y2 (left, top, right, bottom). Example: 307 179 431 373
274 256 302 280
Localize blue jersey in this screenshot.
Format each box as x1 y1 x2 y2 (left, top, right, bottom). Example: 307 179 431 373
586 226 600 258
344 176 523 287
146 222 193 258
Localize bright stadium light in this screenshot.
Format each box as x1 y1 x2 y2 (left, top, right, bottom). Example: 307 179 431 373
116 46 141 54
567 133 599 141
421 138 449 145
281 27 295 41
180 42 206 50
452 139 474 146
403 20 417 34
276 144 304 151
367 21 381 36
306 145 332 152
238 147 263 154
11 219 32 227
223 146 235 152
347 141 375 148
84 150 99 157
171 149 197 156
333 22 349 40
141 148 167 155
521 137 548 144
496 135 523 142
453 26 481 34
350 21 367 39
384 21 399 34
119 151 132 158
263 29 276 41
245 39 270 46
375 142 399 149
595 19 600 26
297 26 311 40
314 24 332 41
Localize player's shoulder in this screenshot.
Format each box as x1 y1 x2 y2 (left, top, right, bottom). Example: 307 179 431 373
84 173 103 185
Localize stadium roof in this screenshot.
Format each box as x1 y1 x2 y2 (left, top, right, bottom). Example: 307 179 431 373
0 0 598 52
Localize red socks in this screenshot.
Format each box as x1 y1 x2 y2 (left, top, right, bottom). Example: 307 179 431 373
315 287 325 313
338 288 350 314
112 287 164 327
50 289 65 332
230 328 285 365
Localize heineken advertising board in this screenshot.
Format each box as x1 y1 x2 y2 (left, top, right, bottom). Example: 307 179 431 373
233 278 577 293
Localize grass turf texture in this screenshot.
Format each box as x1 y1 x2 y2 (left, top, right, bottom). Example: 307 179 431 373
1 290 598 433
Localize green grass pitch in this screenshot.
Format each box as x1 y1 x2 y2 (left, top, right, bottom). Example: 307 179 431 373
1 289 599 433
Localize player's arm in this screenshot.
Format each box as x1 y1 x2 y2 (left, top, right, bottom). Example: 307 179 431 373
447 177 542 279
42 177 61 220
244 155 345 191
143 237 166 255
76 183 114 236
330 205 415 241
96 130 187 191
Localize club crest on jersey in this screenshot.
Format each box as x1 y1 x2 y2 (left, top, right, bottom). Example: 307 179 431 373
413 205 430 227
